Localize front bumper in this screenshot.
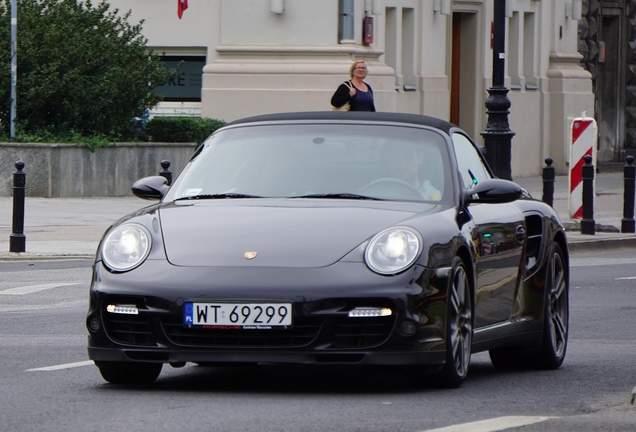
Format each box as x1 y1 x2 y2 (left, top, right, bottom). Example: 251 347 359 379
87 260 450 367
88 346 446 366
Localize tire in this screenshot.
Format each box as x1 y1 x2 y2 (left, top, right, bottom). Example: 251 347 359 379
535 242 569 369
489 242 568 370
433 257 473 388
96 361 163 385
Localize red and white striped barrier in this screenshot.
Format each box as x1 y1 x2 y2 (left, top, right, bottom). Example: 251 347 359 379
568 113 597 220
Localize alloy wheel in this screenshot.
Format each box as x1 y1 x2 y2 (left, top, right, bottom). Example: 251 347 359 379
547 246 568 360
449 264 472 379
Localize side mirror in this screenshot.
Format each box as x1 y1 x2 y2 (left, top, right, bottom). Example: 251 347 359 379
464 178 523 204
132 176 170 200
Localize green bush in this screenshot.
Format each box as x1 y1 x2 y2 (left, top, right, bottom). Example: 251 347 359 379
0 0 176 139
146 117 226 144
9 127 113 150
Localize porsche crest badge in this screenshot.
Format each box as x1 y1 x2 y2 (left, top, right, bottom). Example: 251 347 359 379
244 251 258 260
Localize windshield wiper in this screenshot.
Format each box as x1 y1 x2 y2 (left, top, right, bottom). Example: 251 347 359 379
176 192 382 201
291 193 383 200
175 193 262 201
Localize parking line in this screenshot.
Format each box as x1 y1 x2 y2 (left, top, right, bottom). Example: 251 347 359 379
419 416 555 432
0 283 81 295
26 360 94 371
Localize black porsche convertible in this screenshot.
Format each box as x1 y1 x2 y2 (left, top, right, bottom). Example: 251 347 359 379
86 111 569 388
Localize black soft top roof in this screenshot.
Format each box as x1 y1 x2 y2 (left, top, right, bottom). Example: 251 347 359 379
225 111 456 133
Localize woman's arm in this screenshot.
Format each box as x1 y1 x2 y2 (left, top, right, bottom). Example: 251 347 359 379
331 82 353 108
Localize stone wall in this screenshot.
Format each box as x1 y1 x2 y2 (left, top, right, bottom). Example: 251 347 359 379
0 142 197 197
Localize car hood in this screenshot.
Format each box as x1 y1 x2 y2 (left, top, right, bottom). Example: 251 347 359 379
159 200 438 267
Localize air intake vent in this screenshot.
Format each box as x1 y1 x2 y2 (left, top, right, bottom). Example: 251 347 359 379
330 316 395 348
103 313 156 346
162 317 321 348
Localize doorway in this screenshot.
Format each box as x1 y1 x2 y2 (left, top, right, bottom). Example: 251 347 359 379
596 13 625 162
450 12 480 139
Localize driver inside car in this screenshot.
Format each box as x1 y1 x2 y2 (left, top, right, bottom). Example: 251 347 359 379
383 143 442 201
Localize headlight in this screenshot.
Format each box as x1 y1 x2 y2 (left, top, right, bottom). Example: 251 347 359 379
101 224 152 272
365 227 422 275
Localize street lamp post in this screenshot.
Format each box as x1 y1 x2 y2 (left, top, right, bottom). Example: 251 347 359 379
481 0 514 180
10 0 17 139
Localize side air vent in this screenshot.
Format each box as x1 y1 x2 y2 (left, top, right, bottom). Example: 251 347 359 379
524 214 544 277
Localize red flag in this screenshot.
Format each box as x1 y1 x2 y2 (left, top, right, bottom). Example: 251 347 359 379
178 0 188 19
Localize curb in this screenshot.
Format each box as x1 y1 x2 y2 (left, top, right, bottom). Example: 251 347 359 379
563 221 636 252
0 253 95 261
566 236 636 252
563 222 621 233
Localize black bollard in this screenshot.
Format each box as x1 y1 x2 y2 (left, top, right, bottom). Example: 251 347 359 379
10 161 26 252
580 155 595 235
159 160 172 186
542 157 555 207
622 155 636 233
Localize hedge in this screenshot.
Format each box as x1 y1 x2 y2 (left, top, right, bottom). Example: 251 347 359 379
146 117 226 144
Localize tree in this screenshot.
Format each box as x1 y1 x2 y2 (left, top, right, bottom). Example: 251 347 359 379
0 0 176 138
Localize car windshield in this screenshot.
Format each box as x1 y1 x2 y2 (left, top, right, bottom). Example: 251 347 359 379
168 123 452 203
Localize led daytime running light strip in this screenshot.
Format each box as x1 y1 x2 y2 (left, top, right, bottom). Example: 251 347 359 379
106 304 139 315
348 307 392 318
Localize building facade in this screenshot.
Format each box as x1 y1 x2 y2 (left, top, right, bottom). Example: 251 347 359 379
109 0 594 177
579 0 636 166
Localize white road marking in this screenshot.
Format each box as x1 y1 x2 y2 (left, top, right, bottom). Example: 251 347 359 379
1 334 85 347
26 360 94 371
419 416 555 432
615 276 636 280
0 282 81 295
0 300 85 313
570 257 636 267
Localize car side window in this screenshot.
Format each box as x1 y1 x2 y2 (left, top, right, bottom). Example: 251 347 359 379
452 133 491 189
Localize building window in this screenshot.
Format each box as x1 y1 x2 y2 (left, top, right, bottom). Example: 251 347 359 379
339 0 355 42
153 56 205 102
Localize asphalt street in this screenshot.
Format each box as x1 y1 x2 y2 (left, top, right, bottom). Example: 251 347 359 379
1 252 636 431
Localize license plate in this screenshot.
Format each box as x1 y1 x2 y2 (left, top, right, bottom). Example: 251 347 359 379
183 302 292 329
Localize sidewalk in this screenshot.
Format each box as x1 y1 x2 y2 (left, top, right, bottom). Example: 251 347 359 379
514 173 636 251
0 196 144 260
1 172 635 260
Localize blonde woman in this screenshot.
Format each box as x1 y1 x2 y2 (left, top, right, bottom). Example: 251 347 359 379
331 60 376 111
